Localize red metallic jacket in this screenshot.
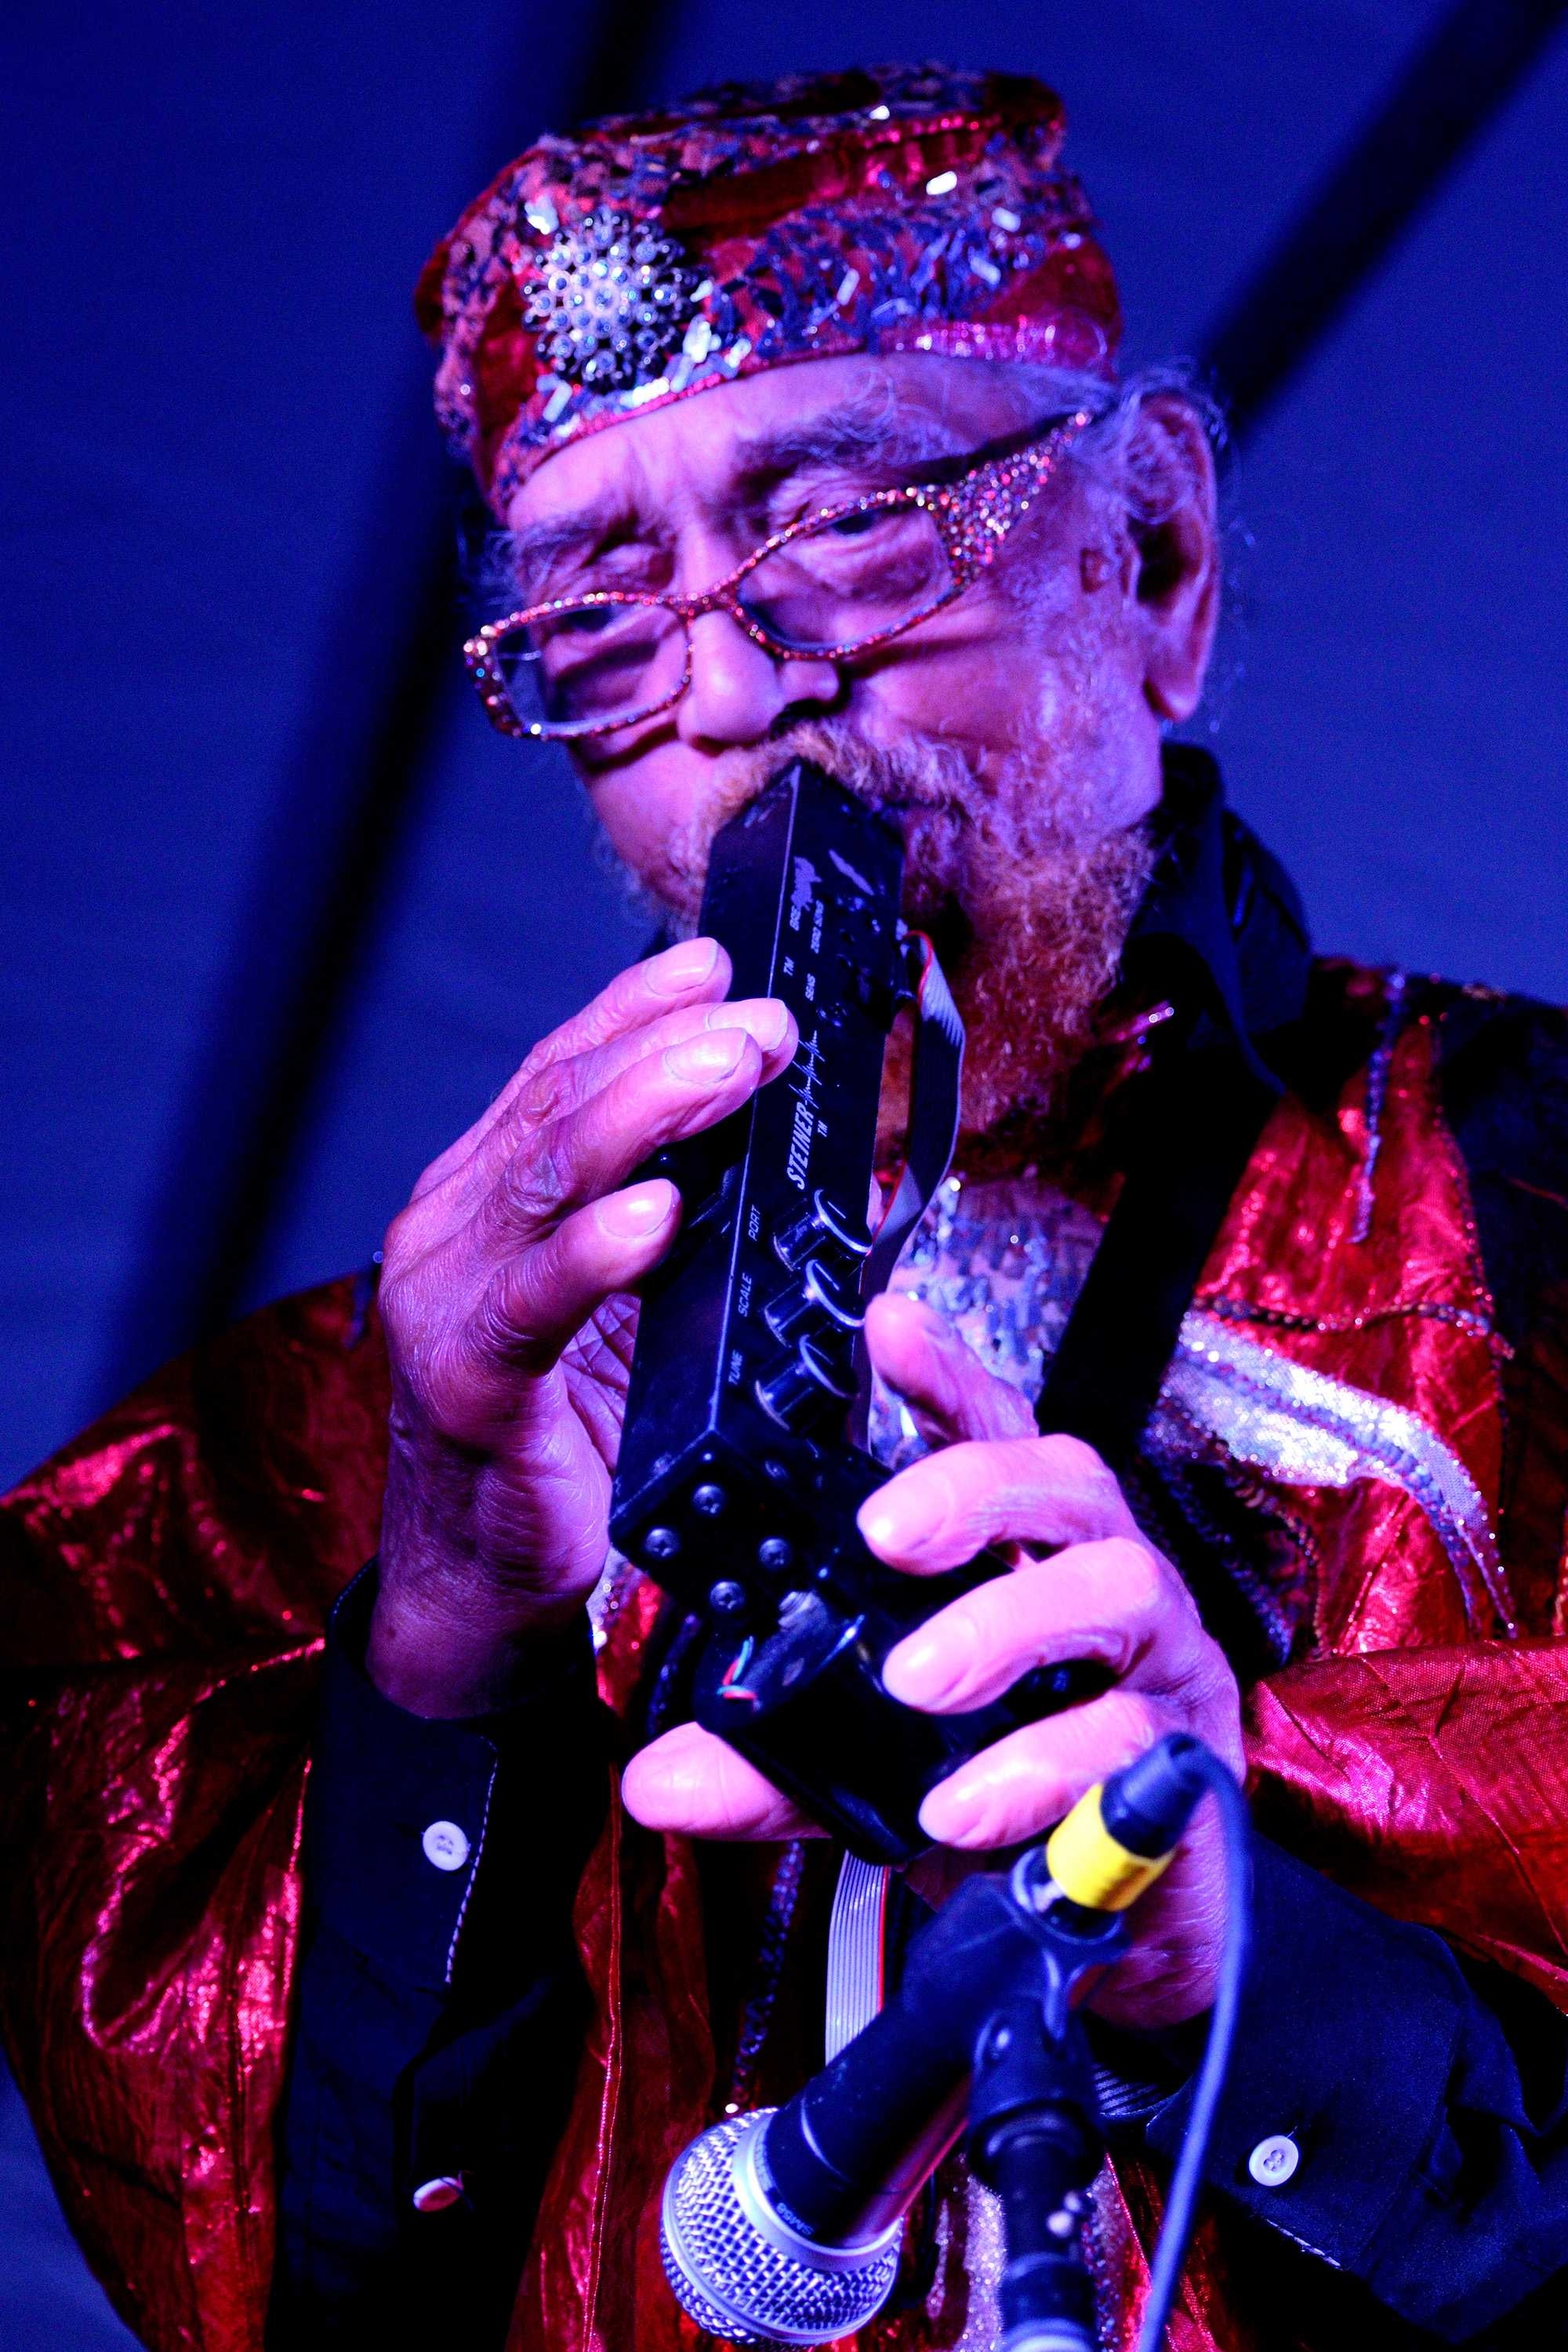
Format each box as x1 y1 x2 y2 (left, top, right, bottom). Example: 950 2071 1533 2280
4 946 1567 2352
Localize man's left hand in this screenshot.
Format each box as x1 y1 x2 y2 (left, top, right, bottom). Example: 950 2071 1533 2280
622 1289 1244 2031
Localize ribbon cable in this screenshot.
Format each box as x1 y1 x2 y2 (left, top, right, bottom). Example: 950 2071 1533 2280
824 1852 894 2059
864 930 965 1301
833 929 964 2024
846 929 964 1452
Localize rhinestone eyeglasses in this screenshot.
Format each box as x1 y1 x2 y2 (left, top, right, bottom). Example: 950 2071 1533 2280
463 408 1092 742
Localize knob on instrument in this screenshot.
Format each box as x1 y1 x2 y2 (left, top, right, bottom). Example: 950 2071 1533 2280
764 1256 865 1347
754 1336 857 1434
774 1189 873 1274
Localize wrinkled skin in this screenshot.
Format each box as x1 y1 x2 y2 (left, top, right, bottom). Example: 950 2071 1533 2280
373 352 1239 2025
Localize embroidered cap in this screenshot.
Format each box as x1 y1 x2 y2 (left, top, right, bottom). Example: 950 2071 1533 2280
416 63 1120 515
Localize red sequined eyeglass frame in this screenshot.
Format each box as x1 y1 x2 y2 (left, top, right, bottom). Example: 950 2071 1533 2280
463 408 1093 741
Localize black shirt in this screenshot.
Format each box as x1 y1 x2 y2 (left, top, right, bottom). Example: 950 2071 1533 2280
270 1568 607 2347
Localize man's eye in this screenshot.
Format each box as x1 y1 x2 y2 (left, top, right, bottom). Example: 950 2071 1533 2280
554 604 620 636
827 510 883 539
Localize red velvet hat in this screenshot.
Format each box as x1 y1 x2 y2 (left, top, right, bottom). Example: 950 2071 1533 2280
417 64 1121 516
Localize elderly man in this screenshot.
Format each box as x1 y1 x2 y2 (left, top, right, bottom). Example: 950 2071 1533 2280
5 63 1568 2352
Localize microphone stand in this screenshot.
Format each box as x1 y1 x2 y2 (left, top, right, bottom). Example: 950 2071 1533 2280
661 1737 1243 2352
966 1847 1126 2352
662 1841 1128 2347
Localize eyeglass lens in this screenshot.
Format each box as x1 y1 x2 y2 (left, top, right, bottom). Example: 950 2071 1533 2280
487 504 957 736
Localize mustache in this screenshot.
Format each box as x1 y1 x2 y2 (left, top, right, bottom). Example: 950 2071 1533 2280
598 710 1155 1146
662 719 975 919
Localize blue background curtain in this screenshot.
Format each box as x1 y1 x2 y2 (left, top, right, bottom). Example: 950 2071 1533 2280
2 2 1565 2336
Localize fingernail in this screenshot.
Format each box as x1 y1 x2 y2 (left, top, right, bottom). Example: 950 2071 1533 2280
873 1294 952 1356
648 937 720 995
626 1754 672 1799
858 1503 902 1555
625 1749 702 1817
666 1029 748 1083
919 1777 987 1845
708 999 789 1051
600 1179 676 1236
858 1492 945 1561
619 1759 671 1825
882 1630 952 1705
912 1299 956 1343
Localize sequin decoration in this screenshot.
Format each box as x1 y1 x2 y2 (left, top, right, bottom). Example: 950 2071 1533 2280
1150 1315 1516 1636
524 206 705 391
868 1174 1105 1468
416 64 1121 510
1352 967 1406 1244
869 1171 1512 1639
586 1547 641 1650
726 1839 808 2114
945 2176 1006 2350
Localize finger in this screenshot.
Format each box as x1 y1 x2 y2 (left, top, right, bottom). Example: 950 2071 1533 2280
472 1178 681 1370
621 1721 818 1840
864 1292 1036 1446
533 936 733 1065
915 1684 1172 1849
412 938 732 1201
422 995 797 1225
857 1432 1138 1574
882 1537 1206 1713
472 1024 775 1256
496 996 794 1145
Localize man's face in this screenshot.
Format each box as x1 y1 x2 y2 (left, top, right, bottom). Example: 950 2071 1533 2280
500 352 1217 1136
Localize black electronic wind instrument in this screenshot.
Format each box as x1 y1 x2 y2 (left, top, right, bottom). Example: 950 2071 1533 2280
610 760 1089 1863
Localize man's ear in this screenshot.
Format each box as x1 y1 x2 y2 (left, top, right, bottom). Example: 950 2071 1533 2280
1123 393 1220 724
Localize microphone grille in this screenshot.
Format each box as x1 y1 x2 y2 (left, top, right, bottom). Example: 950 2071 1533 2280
660 2111 902 2347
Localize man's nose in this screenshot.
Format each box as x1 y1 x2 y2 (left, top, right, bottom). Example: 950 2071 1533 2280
677 608 842 748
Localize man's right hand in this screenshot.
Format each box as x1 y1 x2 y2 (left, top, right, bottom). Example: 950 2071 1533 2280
368 936 797 1718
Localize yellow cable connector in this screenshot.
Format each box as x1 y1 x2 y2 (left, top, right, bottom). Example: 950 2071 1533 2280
1044 1780 1176 1912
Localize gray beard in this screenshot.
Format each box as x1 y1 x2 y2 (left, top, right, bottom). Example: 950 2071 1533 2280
597 716 1156 1145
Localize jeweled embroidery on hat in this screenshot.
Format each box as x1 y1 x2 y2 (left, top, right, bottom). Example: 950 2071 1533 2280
416 64 1122 514
524 206 706 391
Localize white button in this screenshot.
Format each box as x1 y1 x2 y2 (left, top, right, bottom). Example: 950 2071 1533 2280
411 2174 463 2212
1247 2134 1300 2187
421 1819 471 1872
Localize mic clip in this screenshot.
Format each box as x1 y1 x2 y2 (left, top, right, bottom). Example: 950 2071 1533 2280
966 1872 1126 2352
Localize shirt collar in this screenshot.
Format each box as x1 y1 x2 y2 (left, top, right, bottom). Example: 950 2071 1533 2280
1123 746 1311 1091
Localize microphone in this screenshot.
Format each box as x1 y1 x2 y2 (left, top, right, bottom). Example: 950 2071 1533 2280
660 1737 1215 2347
660 2108 905 2346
